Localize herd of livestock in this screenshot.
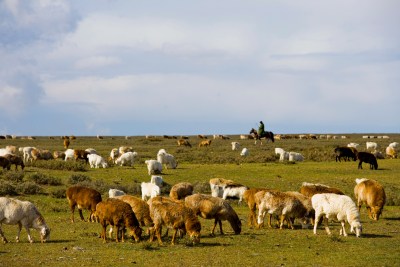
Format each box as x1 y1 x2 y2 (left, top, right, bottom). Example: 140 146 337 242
0 137 397 245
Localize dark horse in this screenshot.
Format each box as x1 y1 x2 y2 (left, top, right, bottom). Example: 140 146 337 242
250 128 274 145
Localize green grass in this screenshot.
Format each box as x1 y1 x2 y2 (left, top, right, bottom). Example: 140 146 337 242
0 134 399 266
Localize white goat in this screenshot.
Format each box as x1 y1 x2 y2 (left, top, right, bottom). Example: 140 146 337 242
87 154 108 168
145 159 162 175
115 151 137 167
366 142 379 151
312 193 362 237
222 184 249 204
108 188 126 198
141 182 160 201
157 149 177 169
150 175 163 187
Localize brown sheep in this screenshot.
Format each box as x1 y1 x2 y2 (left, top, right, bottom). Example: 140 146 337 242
357 152 378 170
299 182 344 198
169 182 194 200
285 191 314 227
95 198 142 243
198 139 212 147
177 139 192 148
63 138 70 149
243 188 271 227
149 199 201 245
74 149 90 163
115 195 154 228
66 186 102 223
3 154 24 170
53 151 66 160
354 178 386 220
0 156 11 170
185 193 241 236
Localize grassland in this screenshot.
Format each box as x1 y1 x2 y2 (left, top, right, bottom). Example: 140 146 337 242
0 134 399 267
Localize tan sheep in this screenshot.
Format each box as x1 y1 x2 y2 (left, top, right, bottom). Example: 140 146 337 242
243 188 271 227
66 186 102 223
185 193 241 236
169 182 194 200
299 182 344 198
115 195 153 228
354 178 386 220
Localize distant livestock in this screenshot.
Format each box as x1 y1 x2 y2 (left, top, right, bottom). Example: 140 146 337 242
289 152 304 162
312 193 362 237
222 183 249 204
231 142 240 151
157 149 177 169
87 154 108 168
0 197 50 243
386 146 397 159
357 152 378 170
199 140 212 147
334 146 357 162
185 193 241 235
177 139 192 148
108 188 126 198
366 142 379 151
354 178 386 220
209 178 234 198
66 186 102 223
115 151 138 167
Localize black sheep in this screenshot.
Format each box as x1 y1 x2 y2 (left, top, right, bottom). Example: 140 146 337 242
357 152 378 170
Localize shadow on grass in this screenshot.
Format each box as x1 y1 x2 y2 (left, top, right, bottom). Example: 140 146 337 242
362 233 392 239
197 242 232 247
384 217 400 221
48 239 76 243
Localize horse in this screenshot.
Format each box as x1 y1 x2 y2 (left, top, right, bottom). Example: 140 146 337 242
250 128 274 145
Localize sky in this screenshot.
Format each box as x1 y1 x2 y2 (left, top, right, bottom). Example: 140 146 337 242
0 0 399 136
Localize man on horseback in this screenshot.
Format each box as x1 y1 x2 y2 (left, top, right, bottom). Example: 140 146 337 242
258 121 265 136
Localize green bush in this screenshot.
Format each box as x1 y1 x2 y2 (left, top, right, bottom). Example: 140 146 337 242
28 173 62 186
1 171 24 183
50 188 67 199
29 160 87 172
16 182 43 195
68 174 91 184
0 180 18 196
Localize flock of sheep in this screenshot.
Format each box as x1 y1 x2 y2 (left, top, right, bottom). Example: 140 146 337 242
0 136 397 245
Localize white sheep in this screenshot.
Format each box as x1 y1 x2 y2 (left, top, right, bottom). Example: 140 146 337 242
366 141 379 151
145 159 162 175
64 148 75 161
141 182 160 201
85 148 98 155
222 184 249 204
87 154 108 168
108 188 126 198
240 148 249 157
275 148 289 161
157 149 177 169
289 152 304 162
388 142 399 149
312 193 362 237
115 151 137 167
150 175 163 187
347 143 359 149
109 148 119 163
231 142 240 151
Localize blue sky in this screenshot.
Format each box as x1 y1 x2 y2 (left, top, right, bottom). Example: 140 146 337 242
1 0 399 136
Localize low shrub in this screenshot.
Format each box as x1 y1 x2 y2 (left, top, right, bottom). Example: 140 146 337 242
28 173 62 186
1 171 24 183
0 180 18 196
29 160 87 172
50 188 67 199
68 174 91 185
16 181 43 195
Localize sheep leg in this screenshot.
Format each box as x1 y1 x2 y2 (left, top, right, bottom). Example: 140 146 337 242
313 214 321 235
15 222 22 243
279 215 285 230
323 217 331 235
340 221 347 236
211 219 217 236
69 204 76 223
218 220 224 235
267 214 273 228
109 226 113 239
171 229 178 245
156 226 163 245
78 208 85 221
115 226 120 242
0 224 8 244
23 224 34 243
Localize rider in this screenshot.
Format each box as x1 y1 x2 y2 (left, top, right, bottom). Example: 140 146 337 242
258 121 265 136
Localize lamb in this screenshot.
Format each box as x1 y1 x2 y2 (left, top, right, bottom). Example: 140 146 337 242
169 182 194 200
388 142 399 149
366 141 379 151
199 140 212 147
222 183 249 204
87 154 108 168
64 149 75 161
157 150 177 169
299 182 344 198
95 198 142 243
141 182 160 201
108 188 126 198
150 175 163 187
357 152 378 170
385 146 397 159
66 186 102 223
0 197 50 243
312 193 362 237
145 159 162 175
243 188 271 227
115 151 138 167
177 139 192 148
119 146 133 154
231 142 240 151
289 152 304 162
209 178 234 198
257 191 310 230
149 199 201 245
334 146 357 162
185 193 241 236
110 148 119 162
20 147 37 163
3 154 24 170
240 148 249 157
354 178 386 220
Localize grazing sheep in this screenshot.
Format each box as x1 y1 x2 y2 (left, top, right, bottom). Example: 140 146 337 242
19 147 36 163
108 188 126 198
73 149 90 163
115 151 138 167
285 191 314 228
199 140 212 147
157 150 177 169
275 148 289 161
110 148 120 162
0 197 50 243
3 154 24 170
145 159 162 175
388 142 399 149
149 200 201 245
299 182 344 198
312 193 362 237
289 152 304 162
357 152 378 170
0 156 11 170
354 178 386 220
366 141 379 151
119 146 133 154
209 178 234 198
150 175 163 187
257 191 309 230
85 148 98 155
141 182 160 201
243 188 271 227
185 194 241 236
64 149 75 161
169 182 194 200
240 148 249 157
385 146 397 159
222 183 249 204
53 151 66 160
95 198 142 243
63 138 70 149
177 139 192 148
334 146 357 162
115 195 153 228
66 186 102 223
231 142 240 151
87 154 108 168
347 143 359 149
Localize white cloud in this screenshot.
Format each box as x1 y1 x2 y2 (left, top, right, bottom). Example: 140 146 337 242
75 56 121 69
